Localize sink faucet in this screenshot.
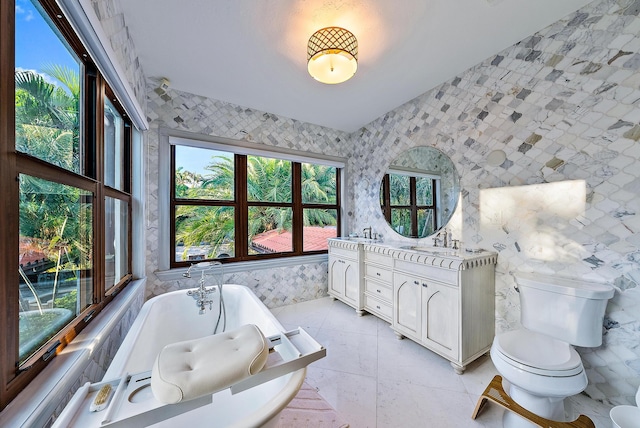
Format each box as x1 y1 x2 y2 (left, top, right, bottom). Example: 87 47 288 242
438 229 449 248
363 226 372 239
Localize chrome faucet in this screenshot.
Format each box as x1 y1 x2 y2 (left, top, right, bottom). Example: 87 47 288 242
183 261 220 314
363 226 372 239
438 229 450 248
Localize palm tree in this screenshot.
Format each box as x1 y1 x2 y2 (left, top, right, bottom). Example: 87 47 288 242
15 65 80 172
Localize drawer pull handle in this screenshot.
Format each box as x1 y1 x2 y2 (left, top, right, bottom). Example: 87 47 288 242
376 289 381 293
376 272 381 276
422 283 428 288
413 280 419 285
376 305 381 310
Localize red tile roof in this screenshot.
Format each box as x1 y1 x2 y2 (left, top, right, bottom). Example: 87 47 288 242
251 227 336 253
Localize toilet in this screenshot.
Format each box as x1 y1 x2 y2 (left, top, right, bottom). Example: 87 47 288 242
490 272 614 428
610 385 640 428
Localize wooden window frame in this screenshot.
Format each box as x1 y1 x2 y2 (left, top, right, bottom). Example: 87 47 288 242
0 0 133 409
170 147 341 268
380 173 438 238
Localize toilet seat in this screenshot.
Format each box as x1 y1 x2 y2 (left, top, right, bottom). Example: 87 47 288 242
493 329 583 377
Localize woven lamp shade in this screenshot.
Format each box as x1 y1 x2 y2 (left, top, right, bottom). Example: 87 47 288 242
307 27 358 84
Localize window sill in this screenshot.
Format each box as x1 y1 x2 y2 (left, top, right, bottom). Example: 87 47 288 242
156 254 328 282
0 279 146 428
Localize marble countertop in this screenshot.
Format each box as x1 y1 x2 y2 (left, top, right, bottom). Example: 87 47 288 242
329 237 496 261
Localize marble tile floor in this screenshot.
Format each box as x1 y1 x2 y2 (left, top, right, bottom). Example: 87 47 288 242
271 297 614 428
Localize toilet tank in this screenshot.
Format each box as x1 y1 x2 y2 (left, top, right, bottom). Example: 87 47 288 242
515 272 614 347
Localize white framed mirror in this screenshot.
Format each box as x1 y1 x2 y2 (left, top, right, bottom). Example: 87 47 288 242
379 146 460 238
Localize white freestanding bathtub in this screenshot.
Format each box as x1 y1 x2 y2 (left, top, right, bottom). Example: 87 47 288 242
97 284 307 428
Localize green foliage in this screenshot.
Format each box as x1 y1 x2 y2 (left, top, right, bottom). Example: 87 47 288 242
54 290 77 312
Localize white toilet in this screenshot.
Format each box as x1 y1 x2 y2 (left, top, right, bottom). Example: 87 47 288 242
610 385 640 428
491 272 614 428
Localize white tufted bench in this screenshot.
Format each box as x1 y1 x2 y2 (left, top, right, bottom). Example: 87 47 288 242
151 324 269 404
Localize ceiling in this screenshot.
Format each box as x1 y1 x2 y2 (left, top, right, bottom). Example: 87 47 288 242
117 0 593 133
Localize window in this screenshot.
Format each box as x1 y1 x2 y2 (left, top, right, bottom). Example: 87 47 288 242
0 0 134 409
171 142 340 266
380 171 440 238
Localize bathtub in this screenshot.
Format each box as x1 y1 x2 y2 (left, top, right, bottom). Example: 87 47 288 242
102 284 307 428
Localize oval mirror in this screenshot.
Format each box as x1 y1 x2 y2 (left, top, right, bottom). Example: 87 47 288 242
379 146 460 238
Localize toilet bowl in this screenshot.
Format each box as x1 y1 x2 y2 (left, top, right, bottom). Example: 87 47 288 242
491 272 614 428
610 385 640 428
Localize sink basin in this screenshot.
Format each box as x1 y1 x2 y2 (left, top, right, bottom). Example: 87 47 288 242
343 237 381 243
403 246 459 256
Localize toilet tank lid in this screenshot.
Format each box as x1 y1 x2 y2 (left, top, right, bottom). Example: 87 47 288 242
515 272 614 299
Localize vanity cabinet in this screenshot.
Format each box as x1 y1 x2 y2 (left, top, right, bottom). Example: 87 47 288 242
393 255 496 374
362 249 393 322
327 239 496 374
394 270 460 359
327 240 362 314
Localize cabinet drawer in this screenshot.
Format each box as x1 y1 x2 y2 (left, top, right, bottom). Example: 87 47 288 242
394 260 458 285
329 246 358 260
364 279 392 302
364 295 392 320
364 263 392 283
364 251 393 267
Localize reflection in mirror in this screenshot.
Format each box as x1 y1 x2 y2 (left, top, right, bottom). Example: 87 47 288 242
380 146 460 238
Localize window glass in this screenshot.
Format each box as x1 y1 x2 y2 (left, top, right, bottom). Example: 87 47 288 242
303 209 337 251
248 207 293 254
175 146 234 200
175 205 235 261
391 208 411 236
416 177 434 206
389 174 410 205
105 197 128 290
417 209 435 237
18 174 93 363
104 99 124 190
15 0 82 174
302 163 337 204
247 156 291 203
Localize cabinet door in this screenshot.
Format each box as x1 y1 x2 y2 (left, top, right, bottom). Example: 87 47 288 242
393 273 421 339
343 259 359 304
328 256 345 297
422 282 459 359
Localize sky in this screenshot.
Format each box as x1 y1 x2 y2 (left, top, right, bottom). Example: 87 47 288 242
15 0 79 84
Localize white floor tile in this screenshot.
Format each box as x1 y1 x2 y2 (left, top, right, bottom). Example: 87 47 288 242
378 335 467 392
312 328 378 377
305 366 377 428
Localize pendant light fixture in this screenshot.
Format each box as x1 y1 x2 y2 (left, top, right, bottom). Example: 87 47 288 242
307 27 358 84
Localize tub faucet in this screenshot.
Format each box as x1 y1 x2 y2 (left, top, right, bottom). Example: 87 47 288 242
184 261 220 314
363 227 372 239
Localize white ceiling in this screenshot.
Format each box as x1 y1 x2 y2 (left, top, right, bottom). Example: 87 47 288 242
118 0 593 133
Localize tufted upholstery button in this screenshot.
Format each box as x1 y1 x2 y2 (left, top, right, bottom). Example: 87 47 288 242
151 324 269 404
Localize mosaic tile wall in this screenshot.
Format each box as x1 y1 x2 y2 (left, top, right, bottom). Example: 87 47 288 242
351 0 640 406
90 0 147 113
144 86 351 306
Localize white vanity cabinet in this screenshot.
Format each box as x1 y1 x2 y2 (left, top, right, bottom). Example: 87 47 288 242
362 247 393 322
393 271 458 360
327 239 363 314
327 239 496 374
393 253 496 374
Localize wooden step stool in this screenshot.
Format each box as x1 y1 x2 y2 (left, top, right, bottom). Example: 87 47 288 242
471 375 595 428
